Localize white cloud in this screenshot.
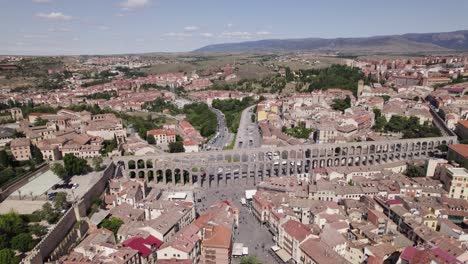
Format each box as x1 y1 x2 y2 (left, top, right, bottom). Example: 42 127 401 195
32 0 52 3
48 27 71 32
184 26 199 32
227 23 233 28
256 31 271 36
72 37 79 41
200 33 214 38
98 25 110 31
22 34 47 39
36 12 72 21
220 31 251 38
120 0 150 9
163 32 192 37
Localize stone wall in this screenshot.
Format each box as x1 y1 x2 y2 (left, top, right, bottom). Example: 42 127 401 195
0 163 48 202
21 163 116 264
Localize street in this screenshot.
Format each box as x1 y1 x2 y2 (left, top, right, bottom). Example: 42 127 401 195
205 107 235 151
194 184 281 264
235 105 262 149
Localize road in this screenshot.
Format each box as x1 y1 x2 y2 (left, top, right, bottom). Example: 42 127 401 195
205 107 234 151
427 102 456 137
194 184 281 264
235 105 262 149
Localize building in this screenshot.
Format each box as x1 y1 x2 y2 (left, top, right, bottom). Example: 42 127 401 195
448 144 468 169
422 77 452 86
157 224 201 263
278 219 314 262
439 167 468 200
455 120 468 140
0 127 15 147
394 76 420 87
299 238 348 264
147 129 177 145
37 143 61 161
10 138 31 161
10 107 23 121
200 225 232 264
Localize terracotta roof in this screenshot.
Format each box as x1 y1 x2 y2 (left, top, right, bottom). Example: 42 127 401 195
202 225 232 249
10 137 31 148
147 129 177 136
449 144 468 158
299 238 348 264
281 220 312 242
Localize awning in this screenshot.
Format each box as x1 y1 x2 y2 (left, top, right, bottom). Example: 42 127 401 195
274 248 292 263
232 243 244 256
271 245 280 252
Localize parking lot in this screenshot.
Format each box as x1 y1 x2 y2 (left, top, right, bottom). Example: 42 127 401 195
194 183 282 263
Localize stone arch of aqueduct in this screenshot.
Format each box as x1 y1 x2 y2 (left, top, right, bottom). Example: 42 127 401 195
112 136 457 188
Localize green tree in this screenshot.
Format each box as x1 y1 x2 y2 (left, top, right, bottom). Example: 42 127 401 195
100 217 124 239
0 150 11 168
63 154 90 177
0 249 20 264
374 116 387 132
169 142 185 153
28 223 47 237
31 145 43 164
0 212 25 235
103 136 118 154
381 95 391 102
405 164 426 178
33 117 47 126
39 203 59 224
183 103 217 137
92 157 103 171
0 234 9 250
240 255 262 264
53 192 68 211
51 163 67 180
11 233 34 252
331 96 351 113
146 135 156 145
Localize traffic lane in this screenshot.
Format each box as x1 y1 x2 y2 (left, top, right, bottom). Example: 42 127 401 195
194 186 280 264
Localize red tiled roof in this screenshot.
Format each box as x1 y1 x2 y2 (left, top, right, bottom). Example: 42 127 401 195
449 144 468 158
281 220 312 242
122 235 163 257
147 129 177 136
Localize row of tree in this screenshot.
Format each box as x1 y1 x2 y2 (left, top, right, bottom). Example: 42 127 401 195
373 110 441 139
183 103 217 137
212 97 256 132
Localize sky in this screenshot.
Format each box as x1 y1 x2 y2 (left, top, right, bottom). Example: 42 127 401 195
0 0 467 55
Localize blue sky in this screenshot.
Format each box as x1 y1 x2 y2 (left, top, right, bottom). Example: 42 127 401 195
1 0 467 55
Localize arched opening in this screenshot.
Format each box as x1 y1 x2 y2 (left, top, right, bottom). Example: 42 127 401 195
137 159 145 169
165 169 173 183
156 170 163 183
335 147 341 156
146 160 153 169
138 171 145 179
174 169 181 184
128 160 136 170
183 170 190 184
129 171 136 179
306 149 312 159
148 171 154 182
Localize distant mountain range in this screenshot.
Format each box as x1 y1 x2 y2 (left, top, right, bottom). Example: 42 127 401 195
193 30 468 54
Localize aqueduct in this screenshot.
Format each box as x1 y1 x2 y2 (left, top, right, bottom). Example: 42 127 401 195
112 136 457 188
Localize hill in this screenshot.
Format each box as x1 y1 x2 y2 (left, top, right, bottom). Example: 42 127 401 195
194 30 468 54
